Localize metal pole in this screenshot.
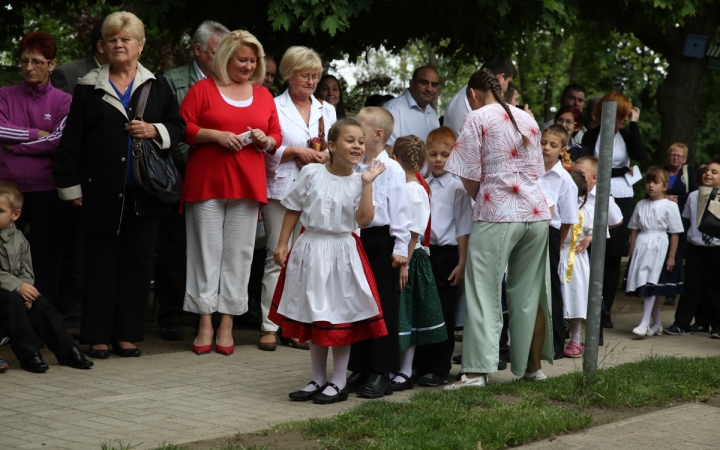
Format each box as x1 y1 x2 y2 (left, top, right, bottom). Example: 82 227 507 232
583 101 617 381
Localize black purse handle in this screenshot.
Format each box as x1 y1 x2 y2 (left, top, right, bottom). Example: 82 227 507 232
131 82 153 157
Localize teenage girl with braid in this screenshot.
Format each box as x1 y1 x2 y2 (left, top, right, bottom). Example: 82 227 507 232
444 68 554 389
389 135 447 392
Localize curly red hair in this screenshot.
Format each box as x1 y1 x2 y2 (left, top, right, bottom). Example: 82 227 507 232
19 31 57 60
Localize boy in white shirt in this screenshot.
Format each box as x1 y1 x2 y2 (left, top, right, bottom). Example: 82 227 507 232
348 107 412 398
537 125 579 359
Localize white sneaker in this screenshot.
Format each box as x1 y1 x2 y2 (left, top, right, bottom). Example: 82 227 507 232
633 323 650 337
523 369 547 381
443 374 487 390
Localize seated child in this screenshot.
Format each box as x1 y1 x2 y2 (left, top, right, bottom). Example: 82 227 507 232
0 182 92 372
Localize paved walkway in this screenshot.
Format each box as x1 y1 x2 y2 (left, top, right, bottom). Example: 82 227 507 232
1 308 719 449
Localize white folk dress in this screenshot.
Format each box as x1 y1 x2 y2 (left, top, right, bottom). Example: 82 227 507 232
625 199 684 293
559 199 594 320
274 164 380 327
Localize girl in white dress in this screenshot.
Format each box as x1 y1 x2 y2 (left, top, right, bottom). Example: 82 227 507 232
559 170 591 358
269 118 387 404
625 167 684 337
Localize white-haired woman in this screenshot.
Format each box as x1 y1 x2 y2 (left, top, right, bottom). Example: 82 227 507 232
259 46 337 351
180 30 281 356
54 11 186 359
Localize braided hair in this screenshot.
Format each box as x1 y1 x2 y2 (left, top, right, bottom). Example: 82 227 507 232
467 68 531 149
393 135 426 172
568 169 589 210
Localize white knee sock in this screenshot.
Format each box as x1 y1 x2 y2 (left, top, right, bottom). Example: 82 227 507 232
570 319 582 344
392 346 416 383
326 345 350 393
651 296 663 329
302 342 328 392
640 296 655 328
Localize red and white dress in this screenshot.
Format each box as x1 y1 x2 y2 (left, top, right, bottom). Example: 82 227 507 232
269 164 388 346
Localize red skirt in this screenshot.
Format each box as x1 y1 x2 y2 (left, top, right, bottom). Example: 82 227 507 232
268 232 388 346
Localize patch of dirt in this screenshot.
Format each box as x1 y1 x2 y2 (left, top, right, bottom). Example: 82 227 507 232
179 429 321 450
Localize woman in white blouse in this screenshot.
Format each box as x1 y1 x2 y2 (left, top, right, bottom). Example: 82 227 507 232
259 46 337 351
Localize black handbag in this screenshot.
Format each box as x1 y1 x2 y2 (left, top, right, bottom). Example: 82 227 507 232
697 187 720 239
131 81 182 203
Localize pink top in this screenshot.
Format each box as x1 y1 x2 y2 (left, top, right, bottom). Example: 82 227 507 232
445 103 550 223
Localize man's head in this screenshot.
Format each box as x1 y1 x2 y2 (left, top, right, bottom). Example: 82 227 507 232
480 54 516 93
357 107 395 147
192 20 230 78
575 156 598 191
559 84 586 113
408 66 439 110
89 20 110 64
263 55 276 88
0 182 23 230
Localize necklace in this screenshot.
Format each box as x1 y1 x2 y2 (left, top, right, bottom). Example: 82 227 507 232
292 99 310 114
110 71 135 91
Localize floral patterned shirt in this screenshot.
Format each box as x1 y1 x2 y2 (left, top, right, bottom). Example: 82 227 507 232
445 103 551 223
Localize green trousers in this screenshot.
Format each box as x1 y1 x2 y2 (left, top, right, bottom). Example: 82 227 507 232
462 221 554 377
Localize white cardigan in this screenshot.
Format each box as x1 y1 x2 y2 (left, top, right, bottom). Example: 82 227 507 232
265 89 337 200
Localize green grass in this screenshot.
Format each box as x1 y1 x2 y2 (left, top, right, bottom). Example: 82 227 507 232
291 356 720 449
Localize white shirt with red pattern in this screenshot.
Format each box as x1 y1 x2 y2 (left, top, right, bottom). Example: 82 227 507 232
445 103 551 223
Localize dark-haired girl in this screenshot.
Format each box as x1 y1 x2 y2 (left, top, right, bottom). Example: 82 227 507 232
444 68 553 389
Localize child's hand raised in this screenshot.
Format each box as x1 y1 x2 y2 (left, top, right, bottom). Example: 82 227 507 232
361 158 386 184
273 243 289 268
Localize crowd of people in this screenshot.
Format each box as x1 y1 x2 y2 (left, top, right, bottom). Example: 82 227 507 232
0 12 717 404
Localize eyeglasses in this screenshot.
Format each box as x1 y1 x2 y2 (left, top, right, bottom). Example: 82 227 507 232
298 74 319 82
669 154 685 158
20 58 51 67
556 119 576 126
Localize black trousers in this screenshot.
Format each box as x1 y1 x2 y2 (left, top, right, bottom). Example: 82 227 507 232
154 203 187 326
548 226 565 356
603 196 634 314
673 244 720 330
56 201 84 325
349 226 400 375
414 244 458 377
0 290 74 360
81 189 160 344
15 190 59 305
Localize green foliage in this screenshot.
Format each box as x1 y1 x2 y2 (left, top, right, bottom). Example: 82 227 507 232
268 0 372 36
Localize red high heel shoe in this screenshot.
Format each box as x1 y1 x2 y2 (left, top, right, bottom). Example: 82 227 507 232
215 339 234 356
192 339 212 355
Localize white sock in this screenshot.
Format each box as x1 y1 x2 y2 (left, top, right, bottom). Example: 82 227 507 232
651 297 663 330
570 319 582 344
639 296 655 329
393 346 416 383
320 345 351 395
302 342 328 392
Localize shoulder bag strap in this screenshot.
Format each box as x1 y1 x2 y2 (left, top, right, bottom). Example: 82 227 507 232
317 98 325 141
134 81 152 121
682 164 689 194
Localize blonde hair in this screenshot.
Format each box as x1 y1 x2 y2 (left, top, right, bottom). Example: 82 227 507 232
575 156 598 175
102 11 145 43
279 46 323 81
393 135 427 172
0 181 24 210
357 107 395 145
213 30 266 85
543 124 569 147
667 142 689 158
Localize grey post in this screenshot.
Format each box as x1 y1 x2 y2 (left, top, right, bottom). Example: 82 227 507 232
583 101 617 381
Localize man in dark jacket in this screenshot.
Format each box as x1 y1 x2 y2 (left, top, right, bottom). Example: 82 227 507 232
51 21 109 95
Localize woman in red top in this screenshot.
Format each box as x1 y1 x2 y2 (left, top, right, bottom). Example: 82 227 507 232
180 30 282 356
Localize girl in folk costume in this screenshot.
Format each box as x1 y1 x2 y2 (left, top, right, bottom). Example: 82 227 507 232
558 170 591 358
625 166 684 337
389 135 447 391
269 118 388 404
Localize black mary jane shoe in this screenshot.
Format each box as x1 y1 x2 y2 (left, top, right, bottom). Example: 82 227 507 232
59 346 94 369
88 345 110 359
289 381 327 402
391 373 414 392
346 371 370 393
313 382 349 405
111 342 141 358
20 353 49 373
356 373 393 399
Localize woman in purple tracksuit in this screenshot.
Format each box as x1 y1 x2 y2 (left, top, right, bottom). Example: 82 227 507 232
0 31 71 304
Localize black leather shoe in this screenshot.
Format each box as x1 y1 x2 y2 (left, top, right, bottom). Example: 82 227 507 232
59 346 94 369
346 371 370 393
20 354 49 373
289 381 326 401
391 373 414 391
357 373 393 399
313 382 349 404
88 346 110 359
160 321 184 341
234 311 262 330
602 312 614 329
111 342 141 357
498 359 507 371
452 355 461 365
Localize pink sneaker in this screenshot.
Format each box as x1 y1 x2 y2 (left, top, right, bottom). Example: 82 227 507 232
564 342 583 358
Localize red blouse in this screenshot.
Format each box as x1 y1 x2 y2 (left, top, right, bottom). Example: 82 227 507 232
180 79 282 205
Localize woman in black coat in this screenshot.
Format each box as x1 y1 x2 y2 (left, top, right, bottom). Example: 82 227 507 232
581 91 646 326
54 12 185 359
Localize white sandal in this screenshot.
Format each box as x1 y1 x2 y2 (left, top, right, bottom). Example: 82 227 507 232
523 369 547 381
633 322 650 337
443 374 487 390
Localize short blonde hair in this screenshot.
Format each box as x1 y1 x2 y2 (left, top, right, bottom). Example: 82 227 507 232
575 156 599 175
357 107 395 145
668 142 689 158
213 30 266 85
102 11 145 43
0 181 24 210
279 46 323 81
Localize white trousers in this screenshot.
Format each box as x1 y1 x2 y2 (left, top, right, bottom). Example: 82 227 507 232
260 199 301 331
184 199 258 315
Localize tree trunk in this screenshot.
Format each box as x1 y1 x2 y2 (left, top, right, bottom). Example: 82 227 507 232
543 35 562 123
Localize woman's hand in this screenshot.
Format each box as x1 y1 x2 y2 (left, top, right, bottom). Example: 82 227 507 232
273 243 289 267
399 265 409 292
215 130 244 151
126 120 159 140
70 198 83 207
630 107 641 122
361 158 386 184
248 127 269 149
294 146 324 168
